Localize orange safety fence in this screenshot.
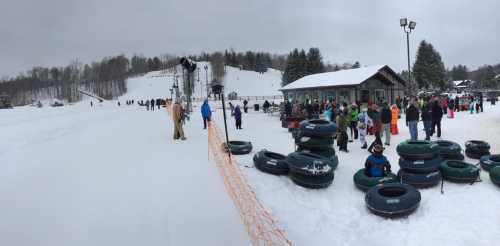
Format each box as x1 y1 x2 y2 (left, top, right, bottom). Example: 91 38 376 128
165 99 291 246
207 122 292 246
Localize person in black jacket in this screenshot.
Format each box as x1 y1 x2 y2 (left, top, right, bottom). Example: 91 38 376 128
380 102 392 146
421 99 432 140
150 99 155 111
406 101 419 140
430 99 443 138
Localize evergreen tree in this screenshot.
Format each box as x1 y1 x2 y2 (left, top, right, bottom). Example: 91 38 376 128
282 49 299 86
297 49 308 78
450 65 468 81
412 40 447 90
306 48 325 74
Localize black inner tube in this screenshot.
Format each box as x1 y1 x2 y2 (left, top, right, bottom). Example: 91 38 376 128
408 141 428 145
229 141 248 146
308 119 329 125
447 161 466 169
299 152 321 158
264 152 286 160
436 141 452 147
378 187 407 197
469 140 485 145
490 155 500 162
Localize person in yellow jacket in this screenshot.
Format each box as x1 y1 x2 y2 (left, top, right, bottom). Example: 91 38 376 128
390 104 399 135
172 99 186 140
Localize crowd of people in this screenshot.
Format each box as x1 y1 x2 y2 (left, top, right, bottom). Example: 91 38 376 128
280 92 493 154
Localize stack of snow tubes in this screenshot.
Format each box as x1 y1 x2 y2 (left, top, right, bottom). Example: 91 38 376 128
433 140 464 160
294 119 339 169
465 140 490 159
289 119 339 188
286 152 336 188
365 183 421 218
353 168 398 192
396 140 442 188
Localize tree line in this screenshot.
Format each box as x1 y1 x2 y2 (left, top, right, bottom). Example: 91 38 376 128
407 40 499 91
281 47 361 86
0 54 180 106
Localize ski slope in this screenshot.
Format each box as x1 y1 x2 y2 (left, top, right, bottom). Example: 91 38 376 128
123 62 282 101
0 104 250 245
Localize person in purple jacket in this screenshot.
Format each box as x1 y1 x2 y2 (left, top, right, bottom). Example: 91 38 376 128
234 105 242 130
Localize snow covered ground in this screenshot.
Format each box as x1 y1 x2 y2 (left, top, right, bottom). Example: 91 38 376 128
0 102 250 246
3 66 500 246
208 101 500 246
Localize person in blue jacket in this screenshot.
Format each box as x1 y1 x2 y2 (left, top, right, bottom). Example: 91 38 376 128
201 99 212 129
364 144 391 177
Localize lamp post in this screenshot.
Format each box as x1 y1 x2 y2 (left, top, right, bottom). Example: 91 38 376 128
197 67 202 99
204 65 209 98
400 18 416 92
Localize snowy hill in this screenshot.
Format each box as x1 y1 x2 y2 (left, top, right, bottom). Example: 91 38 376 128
123 62 282 100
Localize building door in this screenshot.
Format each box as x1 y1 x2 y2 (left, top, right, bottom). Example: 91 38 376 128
360 90 370 103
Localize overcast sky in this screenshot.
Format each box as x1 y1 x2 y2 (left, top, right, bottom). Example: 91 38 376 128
1 0 499 77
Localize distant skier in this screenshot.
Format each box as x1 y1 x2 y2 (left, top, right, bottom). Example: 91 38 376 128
263 100 270 113
90 101 93 107
243 99 248 113
146 100 150 111
234 105 242 130
201 99 212 129
151 99 155 111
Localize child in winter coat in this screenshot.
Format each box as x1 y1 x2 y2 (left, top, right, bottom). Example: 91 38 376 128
364 144 391 177
358 107 372 149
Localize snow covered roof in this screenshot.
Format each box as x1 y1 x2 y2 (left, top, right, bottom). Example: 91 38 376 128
280 65 397 91
453 80 475 87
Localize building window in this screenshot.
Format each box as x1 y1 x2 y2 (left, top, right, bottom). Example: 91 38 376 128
338 90 350 104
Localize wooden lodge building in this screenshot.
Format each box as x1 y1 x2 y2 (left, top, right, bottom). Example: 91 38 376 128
280 65 407 105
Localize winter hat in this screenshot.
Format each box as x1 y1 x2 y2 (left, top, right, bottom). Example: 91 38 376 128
373 144 384 153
